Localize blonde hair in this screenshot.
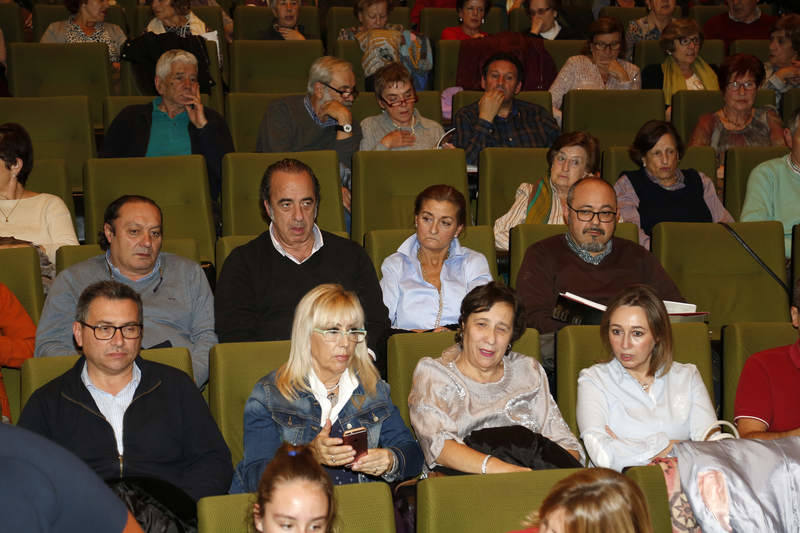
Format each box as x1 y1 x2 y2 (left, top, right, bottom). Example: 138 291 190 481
275 284 380 399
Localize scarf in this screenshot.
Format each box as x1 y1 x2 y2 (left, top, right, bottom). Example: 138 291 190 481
661 55 719 106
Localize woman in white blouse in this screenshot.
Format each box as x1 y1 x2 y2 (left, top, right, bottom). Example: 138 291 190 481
548 16 641 125
577 284 716 472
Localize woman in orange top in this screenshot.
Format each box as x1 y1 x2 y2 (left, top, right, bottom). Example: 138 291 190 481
0 283 35 423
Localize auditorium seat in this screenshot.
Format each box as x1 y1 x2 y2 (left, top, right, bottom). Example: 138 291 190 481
224 92 299 152
230 40 323 93
729 39 770 63
0 3 24 43
333 39 366 91
542 39 584 72
724 146 790 221
602 145 717 186
27 158 77 233
434 39 460 90
476 147 549 227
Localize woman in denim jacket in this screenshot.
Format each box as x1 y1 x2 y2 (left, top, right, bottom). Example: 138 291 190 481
230 284 423 493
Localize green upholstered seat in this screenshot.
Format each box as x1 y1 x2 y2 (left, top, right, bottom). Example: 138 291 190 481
208 340 290 466
598 6 646 30
27 158 77 232
420 6 505 50
729 39 770 63
83 155 216 264
192 4 230 80
721 322 796 422
8 43 112 130
325 6 410 57
215 235 257 280
556 322 713 435
55 239 199 274
33 4 128 40
103 95 213 132
234 5 320 40
364 225 499 280
602 145 717 186
230 40 323 92
350 149 468 245
0 247 44 325
20 347 193 412
388 329 540 431
724 146 790 221
688 5 727 29
651 221 790 340
634 38 724 73
434 39 460 90
350 91 443 125
562 90 665 151
508 222 640 289
625 465 673 533
542 39 584 71
224 92 301 152
333 39 365 91
476 147 549 227
451 90 552 120
783 88 800 124
0 3 24 43
221 151 345 236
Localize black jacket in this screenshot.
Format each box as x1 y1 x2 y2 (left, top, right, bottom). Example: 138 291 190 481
18 356 233 501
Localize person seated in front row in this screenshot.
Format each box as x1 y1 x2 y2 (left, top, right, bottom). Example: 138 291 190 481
147 0 209 37
734 277 800 440
359 63 445 151
614 120 732 250
762 14 800 109
577 284 717 471
230 283 423 493
19 281 233 520
454 52 560 167
409 282 584 476
380 185 492 333
252 443 336 533
440 0 489 41
493 130 599 252
102 49 234 203
263 0 307 40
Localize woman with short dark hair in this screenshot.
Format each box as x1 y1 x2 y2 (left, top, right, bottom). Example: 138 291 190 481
440 0 490 40
40 0 127 66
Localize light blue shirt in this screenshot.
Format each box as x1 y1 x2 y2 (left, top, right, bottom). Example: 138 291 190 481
379 234 492 330
145 97 192 157
577 358 717 472
81 361 142 455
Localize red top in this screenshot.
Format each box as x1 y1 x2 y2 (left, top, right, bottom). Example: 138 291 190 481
734 339 800 433
702 12 777 52
441 26 488 40
410 0 457 26
0 283 36 422
507 528 538 533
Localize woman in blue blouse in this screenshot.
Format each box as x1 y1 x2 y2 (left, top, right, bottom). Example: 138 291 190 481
380 185 493 332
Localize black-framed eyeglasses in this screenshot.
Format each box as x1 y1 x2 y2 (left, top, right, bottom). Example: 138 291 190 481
568 205 617 223
380 94 419 107
313 328 367 343
322 82 359 99
678 36 701 46
80 322 143 340
591 41 621 51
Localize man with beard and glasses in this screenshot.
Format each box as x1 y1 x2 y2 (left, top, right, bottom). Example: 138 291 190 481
516 178 683 376
256 56 361 226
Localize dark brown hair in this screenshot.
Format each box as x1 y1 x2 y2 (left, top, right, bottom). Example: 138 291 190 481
455 282 527 350
546 131 600 173
771 13 800 54
98 195 163 252
659 19 703 55
456 0 491 13
581 16 626 57
629 120 685 167
75 280 143 324
374 62 413 101
0 123 33 186
718 53 766 89
414 184 467 228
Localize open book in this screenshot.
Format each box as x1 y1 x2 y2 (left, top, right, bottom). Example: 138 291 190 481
552 292 708 325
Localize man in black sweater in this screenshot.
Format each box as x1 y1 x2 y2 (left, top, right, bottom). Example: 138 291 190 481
214 158 390 373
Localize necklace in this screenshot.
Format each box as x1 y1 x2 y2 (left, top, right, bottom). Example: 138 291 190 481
720 107 753 129
325 382 339 402
0 193 23 223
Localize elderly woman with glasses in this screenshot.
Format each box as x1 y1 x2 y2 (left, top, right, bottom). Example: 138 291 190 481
360 63 445 151
548 17 640 125
230 283 423 493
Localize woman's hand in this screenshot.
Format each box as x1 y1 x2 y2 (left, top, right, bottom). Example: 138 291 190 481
380 130 416 149
351 448 395 476
606 59 630 82
309 420 356 467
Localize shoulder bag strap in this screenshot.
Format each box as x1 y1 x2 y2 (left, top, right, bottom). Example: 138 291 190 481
719 222 791 299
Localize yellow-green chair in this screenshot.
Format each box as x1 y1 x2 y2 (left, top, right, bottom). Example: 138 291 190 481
224 92 301 152
598 6 646 31
542 39 584 71
721 322 796 422
33 4 128 40
221 151 345 237
208 340 290 466
634 38 724 73
55 239 200 274
215 235 257 280
417 469 582 533
725 145 790 221
351 149 469 245
651 221 790 341
729 39 770 63
688 5 727 29
601 145 717 186
325 6 410 57
625 465 673 533
233 5 320 40
364 225 499 280
562 90 665 151
103 95 213 132
508 222 640 289
0 3 24 43
420 6 505 50
230 40 323 93
27 158 77 232
20 347 193 412
350 91 443 125
333 39 366 91
434 39 460 90
387 329 540 430
83 155 216 265
192 5 230 82
783 88 800 124
477 147 549 227
452 90 552 120
556 322 713 435
8 43 112 131
0 247 44 325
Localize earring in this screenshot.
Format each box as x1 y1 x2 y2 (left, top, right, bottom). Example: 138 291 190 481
481 17 485 24
458 17 463 23
505 343 512 355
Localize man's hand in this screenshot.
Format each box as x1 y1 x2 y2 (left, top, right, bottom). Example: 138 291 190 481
341 186 352 212
775 61 800 85
278 27 306 40
320 100 352 126
185 85 208 129
529 14 544 34
478 88 505 122
380 130 416 148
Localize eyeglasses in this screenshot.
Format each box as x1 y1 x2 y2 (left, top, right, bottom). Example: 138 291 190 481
568 205 617 223
677 36 701 46
530 7 552 15
727 80 757 91
313 328 367 343
80 322 143 340
591 41 621 51
323 82 359 99
380 94 419 107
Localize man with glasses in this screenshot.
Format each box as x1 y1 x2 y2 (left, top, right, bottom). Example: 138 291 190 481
256 56 361 223
19 281 232 522
516 178 683 376
703 0 776 52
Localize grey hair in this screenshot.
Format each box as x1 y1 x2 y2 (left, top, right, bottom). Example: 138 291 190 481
306 56 353 96
155 49 198 81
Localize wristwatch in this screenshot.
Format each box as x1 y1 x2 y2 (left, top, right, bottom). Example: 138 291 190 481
336 124 353 133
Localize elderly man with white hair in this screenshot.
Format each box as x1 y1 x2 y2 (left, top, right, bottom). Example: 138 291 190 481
102 49 233 202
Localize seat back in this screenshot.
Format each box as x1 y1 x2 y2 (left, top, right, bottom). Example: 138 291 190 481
542 39 584 71
55 239 199 274
729 39 770 63
224 92 301 152
8 43 111 130
783 88 800 124
0 3 24 43
325 6 410 56
215 235 257 280
33 5 128 40
350 91 443 125
208 340 291 466
562 90 664 151
477 147 549 227
721 322 796 422
556 322 713 435
221 151 345 236
508 223 640 288
351 149 469 244
634 38 724 72
417 469 582 533
725 146 790 221
231 40 324 92
83 156 216 264
652 221 790 340
598 6 646 31
20 347 193 412
0 247 44 325
234 5 320 39
333 39 366 91
625 465 673 533
364 226 499 280
434 39 460 90
27 158 77 231
688 5 727 29
451 90 552 119
601 145 717 186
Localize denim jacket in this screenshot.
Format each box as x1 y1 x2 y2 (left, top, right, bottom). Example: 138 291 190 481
230 370 424 493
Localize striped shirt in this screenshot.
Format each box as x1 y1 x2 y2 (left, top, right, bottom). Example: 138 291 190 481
81 362 142 454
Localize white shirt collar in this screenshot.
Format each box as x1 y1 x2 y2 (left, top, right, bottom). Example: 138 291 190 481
540 20 561 40
269 223 324 264
308 368 359 425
